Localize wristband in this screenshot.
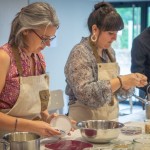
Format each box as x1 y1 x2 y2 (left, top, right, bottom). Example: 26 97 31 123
14 118 18 132
117 76 123 89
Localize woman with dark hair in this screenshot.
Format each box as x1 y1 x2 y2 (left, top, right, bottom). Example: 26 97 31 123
65 2 147 122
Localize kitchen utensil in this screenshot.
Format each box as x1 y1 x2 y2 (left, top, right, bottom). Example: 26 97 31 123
76 120 124 143
133 94 150 119
0 132 40 150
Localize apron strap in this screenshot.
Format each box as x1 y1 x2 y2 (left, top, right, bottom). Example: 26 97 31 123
89 39 115 63
89 39 116 106
105 49 115 62
12 45 23 76
36 54 46 74
89 39 102 63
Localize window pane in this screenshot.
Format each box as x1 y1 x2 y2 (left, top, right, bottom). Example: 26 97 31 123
148 7 150 26
112 7 141 75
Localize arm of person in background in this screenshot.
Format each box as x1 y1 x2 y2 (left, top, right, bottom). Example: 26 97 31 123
131 37 147 91
131 38 146 75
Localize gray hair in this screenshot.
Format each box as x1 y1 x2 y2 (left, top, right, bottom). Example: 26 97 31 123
8 2 59 48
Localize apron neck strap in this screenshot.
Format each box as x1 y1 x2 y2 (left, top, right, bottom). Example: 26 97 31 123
105 49 115 63
36 54 46 74
89 39 115 63
12 45 23 76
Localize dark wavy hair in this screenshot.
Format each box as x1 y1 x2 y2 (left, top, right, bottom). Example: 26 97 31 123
87 2 124 33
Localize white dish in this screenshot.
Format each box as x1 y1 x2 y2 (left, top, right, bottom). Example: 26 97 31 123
50 115 72 137
121 126 142 135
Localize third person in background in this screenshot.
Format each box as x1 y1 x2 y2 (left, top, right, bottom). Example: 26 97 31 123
131 27 150 100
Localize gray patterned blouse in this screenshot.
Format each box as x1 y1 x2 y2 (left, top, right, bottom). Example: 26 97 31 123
65 37 129 108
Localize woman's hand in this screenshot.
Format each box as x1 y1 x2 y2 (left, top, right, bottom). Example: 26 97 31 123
121 73 147 90
46 113 58 123
134 73 148 87
42 112 77 136
67 119 77 136
47 114 77 136
41 109 58 123
32 120 61 137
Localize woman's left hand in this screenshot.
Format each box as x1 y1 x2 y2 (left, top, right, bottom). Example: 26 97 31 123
46 113 58 123
45 113 77 136
67 119 77 136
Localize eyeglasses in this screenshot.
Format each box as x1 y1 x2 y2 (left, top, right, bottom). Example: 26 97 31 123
32 29 56 44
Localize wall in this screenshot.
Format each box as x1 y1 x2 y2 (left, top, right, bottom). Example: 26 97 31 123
0 0 28 45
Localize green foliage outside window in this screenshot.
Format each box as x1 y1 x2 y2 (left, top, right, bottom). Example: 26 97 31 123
114 7 141 50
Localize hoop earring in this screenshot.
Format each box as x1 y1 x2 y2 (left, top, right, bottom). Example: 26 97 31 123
91 33 97 42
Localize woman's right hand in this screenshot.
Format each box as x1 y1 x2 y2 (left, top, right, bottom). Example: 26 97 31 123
32 120 61 137
121 73 147 90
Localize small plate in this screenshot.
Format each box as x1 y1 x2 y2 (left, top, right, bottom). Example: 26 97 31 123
50 115 72 137
121 126 142 135
111 139 133 150
40 136 60 145
45 140 93 150
83 147 112 150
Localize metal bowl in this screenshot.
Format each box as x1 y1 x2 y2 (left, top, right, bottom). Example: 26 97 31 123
76 120 124 143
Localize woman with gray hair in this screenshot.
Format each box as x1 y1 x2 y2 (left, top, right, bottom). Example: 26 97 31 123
0 2 62 137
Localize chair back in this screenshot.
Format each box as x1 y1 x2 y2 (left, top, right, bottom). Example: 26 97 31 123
48 89 64 114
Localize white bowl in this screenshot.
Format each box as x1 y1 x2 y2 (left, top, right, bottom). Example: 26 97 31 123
50 115 72 137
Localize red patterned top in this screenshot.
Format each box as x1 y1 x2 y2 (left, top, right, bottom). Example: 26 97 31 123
0 43 46 109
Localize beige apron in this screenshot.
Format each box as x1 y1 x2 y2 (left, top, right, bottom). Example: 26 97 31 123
69 42 119 122
0 46 50 137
